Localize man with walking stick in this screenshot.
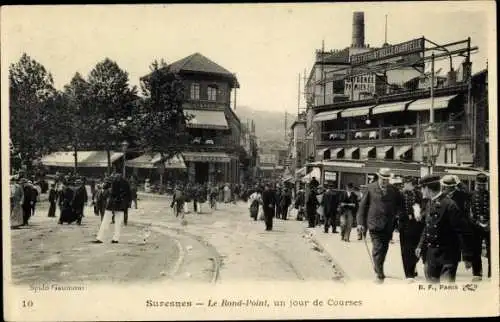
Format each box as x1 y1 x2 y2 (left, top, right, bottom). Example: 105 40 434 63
356 168 403 284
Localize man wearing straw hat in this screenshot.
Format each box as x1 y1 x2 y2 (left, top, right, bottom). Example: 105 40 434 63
356 168 403 283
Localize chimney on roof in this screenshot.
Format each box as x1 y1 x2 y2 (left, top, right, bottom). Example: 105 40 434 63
352 12 365 48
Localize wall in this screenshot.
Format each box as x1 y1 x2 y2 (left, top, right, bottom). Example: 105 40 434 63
182 78 232 105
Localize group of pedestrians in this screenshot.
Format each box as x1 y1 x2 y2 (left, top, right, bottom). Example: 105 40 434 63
356 168 490 284
10 176 44 228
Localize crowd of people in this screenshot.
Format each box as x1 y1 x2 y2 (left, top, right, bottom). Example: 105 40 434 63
9 166 491 284
245 167 491 284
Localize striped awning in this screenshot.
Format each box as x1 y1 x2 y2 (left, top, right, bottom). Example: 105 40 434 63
317 148 329 157
395 145 412 157
184 109 229 130
41 151 123 168
340 106 374 118
313 110 342 122
372 101 412 115
407 95 457 111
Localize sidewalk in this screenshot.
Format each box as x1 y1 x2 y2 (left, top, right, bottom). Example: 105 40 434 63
308 226 489 284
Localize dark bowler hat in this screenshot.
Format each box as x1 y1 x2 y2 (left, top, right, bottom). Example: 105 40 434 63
476 173 488 184
377 168 392 179
440 175 459 187
419 175 441 188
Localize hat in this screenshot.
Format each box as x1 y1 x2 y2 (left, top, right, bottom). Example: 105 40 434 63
377 168 392 179
419 175 441 188
403 176 418 185
75 179 83 184
440 175 459 187
389 176 403 184
476 173 488 184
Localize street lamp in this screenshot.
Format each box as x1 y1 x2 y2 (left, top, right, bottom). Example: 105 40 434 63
121 140 129 177
423 126 441 174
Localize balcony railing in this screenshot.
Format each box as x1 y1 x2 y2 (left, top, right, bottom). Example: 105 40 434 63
319 121 468 146
185 100 227 109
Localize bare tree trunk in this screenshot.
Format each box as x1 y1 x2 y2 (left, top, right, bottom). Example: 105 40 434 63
74 144 78 175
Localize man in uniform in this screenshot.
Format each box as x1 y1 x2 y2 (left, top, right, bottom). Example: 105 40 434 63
357 168 403 283
398 177 424 281
416 175 474 283
470 173 490 280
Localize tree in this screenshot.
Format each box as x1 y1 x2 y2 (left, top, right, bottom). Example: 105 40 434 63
9 53 57 174
60 72 93 171
87 58 138 173
137 59 188 158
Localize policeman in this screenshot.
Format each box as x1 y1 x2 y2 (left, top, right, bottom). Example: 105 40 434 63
470 173 490 280
416 175 474 283
398 177 424 281
441 175 471 219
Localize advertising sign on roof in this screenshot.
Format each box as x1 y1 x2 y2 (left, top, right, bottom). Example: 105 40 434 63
350 38 425 66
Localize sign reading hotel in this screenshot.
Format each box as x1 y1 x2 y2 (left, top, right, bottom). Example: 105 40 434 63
350 38 425 66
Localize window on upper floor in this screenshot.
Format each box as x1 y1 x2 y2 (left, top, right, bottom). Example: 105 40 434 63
207 86 217 101
190 83 200 100
445 147 457 164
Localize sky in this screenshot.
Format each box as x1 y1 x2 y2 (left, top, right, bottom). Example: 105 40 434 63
1 2 495 115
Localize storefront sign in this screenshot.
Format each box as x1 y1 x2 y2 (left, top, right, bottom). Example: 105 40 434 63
351 38 425 66
324 171 337 181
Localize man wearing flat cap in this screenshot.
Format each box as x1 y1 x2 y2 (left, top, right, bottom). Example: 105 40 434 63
470 173 490 280
416 175 474 283
356 168 403 283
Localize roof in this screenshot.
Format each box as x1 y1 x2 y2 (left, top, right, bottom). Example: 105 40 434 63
169 53 235 77
322 48 350 64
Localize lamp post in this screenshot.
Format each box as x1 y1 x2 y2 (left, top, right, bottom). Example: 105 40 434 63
422 53 441 175
121 140 129 177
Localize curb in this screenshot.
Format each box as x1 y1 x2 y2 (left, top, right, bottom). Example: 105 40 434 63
304 228 348 283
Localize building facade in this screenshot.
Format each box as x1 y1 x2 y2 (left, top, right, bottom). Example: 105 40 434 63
301 12 487 190
137 53 242 184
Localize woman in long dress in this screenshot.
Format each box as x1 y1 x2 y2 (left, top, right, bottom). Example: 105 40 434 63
248 189 262 221
223 184 231 203
10 177 24 228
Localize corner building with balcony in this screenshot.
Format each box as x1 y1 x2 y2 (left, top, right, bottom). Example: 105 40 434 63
311 66 488 189
138 53 242 184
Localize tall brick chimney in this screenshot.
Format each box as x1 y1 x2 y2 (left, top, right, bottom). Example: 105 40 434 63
352 12 365 48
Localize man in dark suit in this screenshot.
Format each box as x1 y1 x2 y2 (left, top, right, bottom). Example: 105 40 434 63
469 173 490 280
398 177 424 281
356 168 403 283
416 175 474 283
93 172 131 244
262 183 275 231
322 184 339 233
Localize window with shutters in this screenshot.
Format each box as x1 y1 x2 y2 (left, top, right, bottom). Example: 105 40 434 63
207 86 217 101
445 147 457 164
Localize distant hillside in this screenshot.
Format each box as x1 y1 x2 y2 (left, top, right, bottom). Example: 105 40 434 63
235 106 290 150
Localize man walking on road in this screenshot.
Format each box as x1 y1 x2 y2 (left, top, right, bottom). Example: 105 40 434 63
93 172 132 244
322 184 339 233
469 173 490 280
415 175 474 283
356 168 403 284
262 183 275 231
398 177 424 281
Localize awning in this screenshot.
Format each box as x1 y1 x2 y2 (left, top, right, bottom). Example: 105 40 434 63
317 148 329 156
313 110 342 122
126 153 186 169
331 147 344 158
322 160 364 168
41 151 123 168
345 147 359 158
302 167 321 183
395 145 412 157
296 167 306 177
376 146 393 159
182 151 231 163
340 106 373 118
407 95 458 111
372 101 412 115
184 109 229 130
282 175 295 183
360 146 375 159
